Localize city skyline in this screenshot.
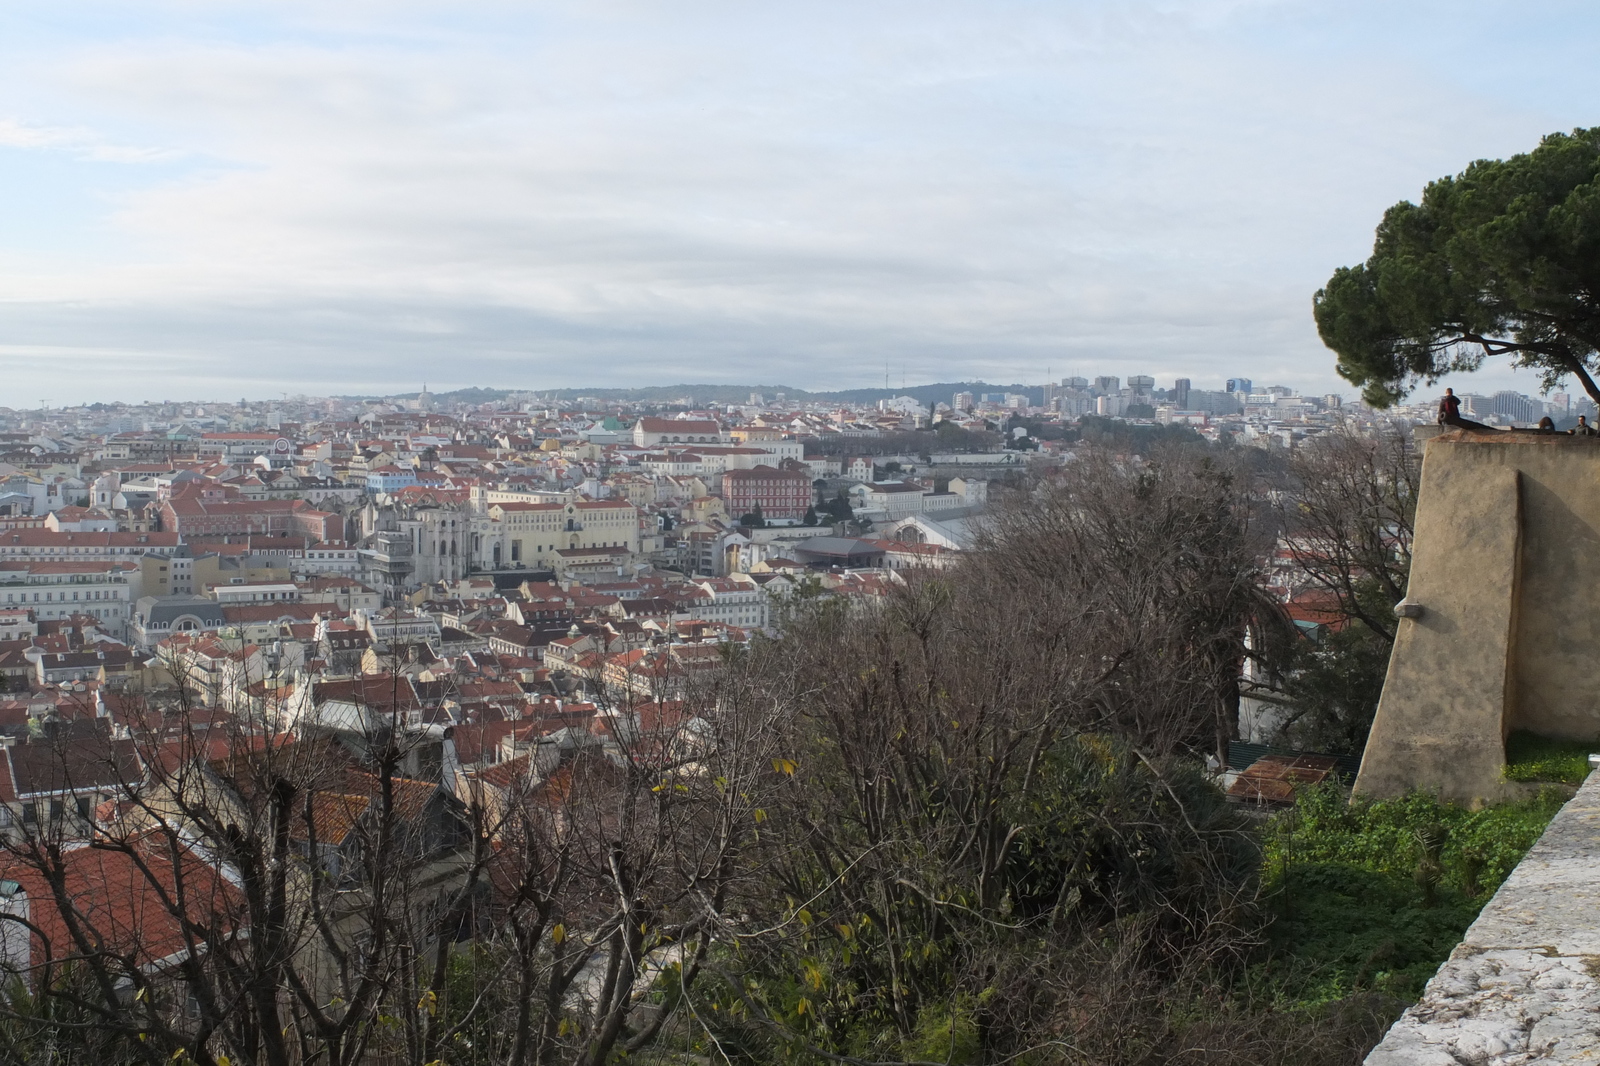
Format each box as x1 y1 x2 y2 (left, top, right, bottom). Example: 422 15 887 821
0 370 1579 415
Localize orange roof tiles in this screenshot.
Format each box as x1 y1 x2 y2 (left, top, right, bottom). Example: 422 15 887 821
1227 754 1341 806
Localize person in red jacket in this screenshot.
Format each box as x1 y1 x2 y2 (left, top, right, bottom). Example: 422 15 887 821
1437 388 1462 425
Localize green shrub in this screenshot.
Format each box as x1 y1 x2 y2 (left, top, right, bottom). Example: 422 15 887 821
1257 783 1564 1004
1503 730 1596 785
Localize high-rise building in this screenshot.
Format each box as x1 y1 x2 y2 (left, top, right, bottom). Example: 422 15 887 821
1127 375 1154 400
1189 390 1244 415
1173 378 1191 409
952 391 975 412
1226 377 1253 396
1491 391 1540 424
1093 376 1120 396
1062 376 1088 389
1058 391 1093 418
1095 393 1126 417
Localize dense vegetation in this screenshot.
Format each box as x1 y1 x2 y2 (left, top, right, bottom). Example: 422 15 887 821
802 420 1005 458
1073 413 1206 451
655 443 1559 1065
1261 784 1564 1008
1503 731 1598 785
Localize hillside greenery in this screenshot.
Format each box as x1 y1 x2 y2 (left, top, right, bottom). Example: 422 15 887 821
1503 730 1598 784
1260 783 1565 1008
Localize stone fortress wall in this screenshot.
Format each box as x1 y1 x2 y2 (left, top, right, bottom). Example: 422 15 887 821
1356 429 1600 803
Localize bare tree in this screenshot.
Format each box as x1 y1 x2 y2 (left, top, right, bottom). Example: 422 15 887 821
974 444 1276 759
1257 425 1420 750
687 549 1270 1062
643 445 1299 1065
0 625 788 1066
435 656 783 1066
1281 425 1418 644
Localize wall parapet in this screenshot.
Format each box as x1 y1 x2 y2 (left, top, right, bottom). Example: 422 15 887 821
1365 770 1600 1064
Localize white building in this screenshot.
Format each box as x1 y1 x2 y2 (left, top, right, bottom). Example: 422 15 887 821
632 418 727 448
878 396 931 420
692 576 770 629
399 507 471 586
294 544 363 575
211 582 301 605
850 481 973 521
0 561 141 636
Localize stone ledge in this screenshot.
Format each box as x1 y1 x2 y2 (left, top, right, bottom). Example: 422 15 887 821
1432 428 1600 445
1365 773 1600 1064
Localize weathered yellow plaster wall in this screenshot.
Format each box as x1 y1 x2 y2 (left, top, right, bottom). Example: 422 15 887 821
1505 447 1600 740
1354 435 1522 803
1357 432 1600 802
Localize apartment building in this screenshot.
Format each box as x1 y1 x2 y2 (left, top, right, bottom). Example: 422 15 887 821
0 530 180 562
0 561 140 635
721 465 811 520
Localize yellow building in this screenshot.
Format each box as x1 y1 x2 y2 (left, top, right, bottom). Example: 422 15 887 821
482 499 640 570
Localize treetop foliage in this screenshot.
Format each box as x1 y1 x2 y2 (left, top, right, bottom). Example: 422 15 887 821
1315 127 1600 407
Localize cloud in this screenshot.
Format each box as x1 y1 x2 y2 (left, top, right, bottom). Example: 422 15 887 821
0 119 85 149
0 117 183 163
0 1 1590 401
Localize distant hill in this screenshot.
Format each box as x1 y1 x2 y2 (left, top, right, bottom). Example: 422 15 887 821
539 382 1044 409
811 382 1044 409
342 381 1045 408
429 386 518 405
335 386 519 404
540 385 814 405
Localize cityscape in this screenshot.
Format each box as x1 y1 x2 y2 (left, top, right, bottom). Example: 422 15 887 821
6 1 1600 1063
0 372 1402 646
0 374 1582 1038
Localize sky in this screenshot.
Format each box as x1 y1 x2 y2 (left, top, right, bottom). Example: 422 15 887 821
1 1 1598 404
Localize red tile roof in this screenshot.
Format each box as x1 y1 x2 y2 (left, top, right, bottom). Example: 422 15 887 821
1227 754 1340 806
0 836 244 967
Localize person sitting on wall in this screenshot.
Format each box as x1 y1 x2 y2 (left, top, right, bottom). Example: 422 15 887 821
1574 415 1598 437
1434 388 1495 431
1437 388 1462 424
1539 416 1557 433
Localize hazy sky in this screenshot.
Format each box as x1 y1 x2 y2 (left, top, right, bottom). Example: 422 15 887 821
1 1 1598 403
